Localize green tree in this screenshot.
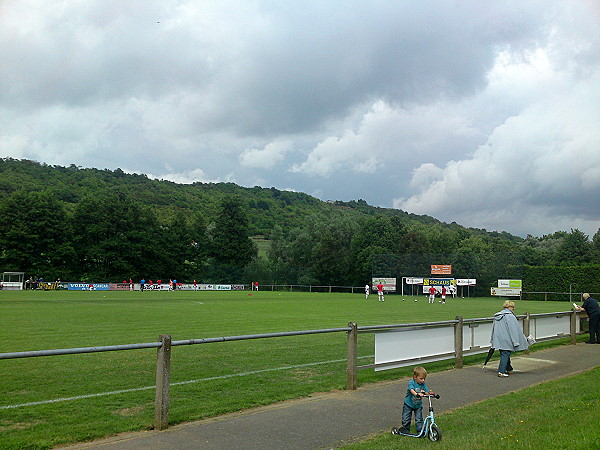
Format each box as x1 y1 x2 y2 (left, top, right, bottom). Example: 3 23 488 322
309 214 358 285
352 244 387 284
209 196 257 267
266 225 306 284
349 216 407 283
556 229 591 266
72 191 161 280
0 190 75 279
591 228 600 261
159 212 209 281
276 211 358 286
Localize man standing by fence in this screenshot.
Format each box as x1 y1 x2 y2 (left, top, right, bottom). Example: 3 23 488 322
575 293 600 344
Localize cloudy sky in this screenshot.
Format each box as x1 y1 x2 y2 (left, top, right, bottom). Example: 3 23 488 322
2 1 599 238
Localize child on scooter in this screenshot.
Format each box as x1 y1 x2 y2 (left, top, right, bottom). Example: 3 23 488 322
398 366 432 434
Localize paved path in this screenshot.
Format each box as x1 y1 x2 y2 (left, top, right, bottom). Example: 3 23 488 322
63 343 600 449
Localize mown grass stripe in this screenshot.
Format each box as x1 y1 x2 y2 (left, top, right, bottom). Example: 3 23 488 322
0 355 373 410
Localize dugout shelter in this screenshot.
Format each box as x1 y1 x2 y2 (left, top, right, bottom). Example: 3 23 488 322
2 272 25 290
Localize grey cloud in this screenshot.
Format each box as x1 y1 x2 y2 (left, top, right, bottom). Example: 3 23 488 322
1 1 598 238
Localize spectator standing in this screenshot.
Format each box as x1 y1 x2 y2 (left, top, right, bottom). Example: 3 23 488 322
575 293 600 344
490 300 529 377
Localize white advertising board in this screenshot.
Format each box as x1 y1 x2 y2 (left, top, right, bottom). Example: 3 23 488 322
456 279 476 286
491 287 521 296
372 278 396 292
532 315 571 339
374 326 455 371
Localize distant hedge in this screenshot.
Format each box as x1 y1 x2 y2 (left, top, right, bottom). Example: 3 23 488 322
524 264 600 301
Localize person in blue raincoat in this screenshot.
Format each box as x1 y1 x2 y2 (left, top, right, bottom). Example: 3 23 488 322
490 300 529 378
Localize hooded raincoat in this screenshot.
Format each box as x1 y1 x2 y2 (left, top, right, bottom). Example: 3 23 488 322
490 308 529 352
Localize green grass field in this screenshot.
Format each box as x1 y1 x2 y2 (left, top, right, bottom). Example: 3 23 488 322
0 290 581 449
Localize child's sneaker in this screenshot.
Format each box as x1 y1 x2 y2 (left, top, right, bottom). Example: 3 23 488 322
498 372 509 377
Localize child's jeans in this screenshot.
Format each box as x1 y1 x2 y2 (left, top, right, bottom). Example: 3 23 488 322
402 404 423 432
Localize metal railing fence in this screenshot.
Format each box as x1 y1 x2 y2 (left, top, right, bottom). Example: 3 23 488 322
0 310 585 431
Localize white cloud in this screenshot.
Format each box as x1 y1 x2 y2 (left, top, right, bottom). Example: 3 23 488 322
0 134 38 159
239 141 291 169
146 168 227 185
291 100 479 177
395 48 600 236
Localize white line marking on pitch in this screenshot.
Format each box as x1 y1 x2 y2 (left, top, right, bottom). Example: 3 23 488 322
0 355 374 410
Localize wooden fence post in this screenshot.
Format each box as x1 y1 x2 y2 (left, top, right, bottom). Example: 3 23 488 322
454 316 463 369
155 334 172 431
346 322 358 390
570 309 578 345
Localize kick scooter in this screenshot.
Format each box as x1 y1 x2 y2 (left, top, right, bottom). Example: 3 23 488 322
391 393 442 442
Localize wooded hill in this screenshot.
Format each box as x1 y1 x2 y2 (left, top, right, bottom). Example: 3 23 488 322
0 157 513 239
1 157 598 291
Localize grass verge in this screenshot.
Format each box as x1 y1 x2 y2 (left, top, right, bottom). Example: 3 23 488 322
342 366 600 449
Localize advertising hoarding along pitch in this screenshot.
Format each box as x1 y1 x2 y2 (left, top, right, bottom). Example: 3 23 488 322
456 279 476 286
491 287 522 297
423 278 455 286
498 279 522 288
371 278 396 292
68 283 110 291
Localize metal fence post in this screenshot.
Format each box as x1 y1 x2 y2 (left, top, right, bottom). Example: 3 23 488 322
346 322 358 390
155 334 172 431
454 316 463 369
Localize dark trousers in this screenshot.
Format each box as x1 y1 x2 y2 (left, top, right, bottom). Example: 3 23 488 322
589 313 600 343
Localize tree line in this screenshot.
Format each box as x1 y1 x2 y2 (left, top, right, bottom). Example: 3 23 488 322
0 190 255 283
1 158 599 288
256 212 600 293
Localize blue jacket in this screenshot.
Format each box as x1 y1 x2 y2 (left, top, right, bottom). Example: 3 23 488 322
490 308 529 351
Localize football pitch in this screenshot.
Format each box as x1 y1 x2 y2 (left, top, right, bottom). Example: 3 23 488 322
0 290 573 449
